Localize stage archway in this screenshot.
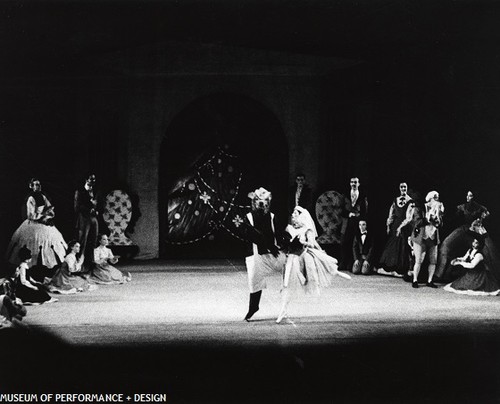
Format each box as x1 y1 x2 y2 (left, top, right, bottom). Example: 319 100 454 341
159 93 288 258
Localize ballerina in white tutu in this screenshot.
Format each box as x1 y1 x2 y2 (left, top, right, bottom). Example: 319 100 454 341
276 206 351 323
6 178 67 271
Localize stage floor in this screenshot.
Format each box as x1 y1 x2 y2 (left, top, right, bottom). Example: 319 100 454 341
4 259 500 403
25 259 500 345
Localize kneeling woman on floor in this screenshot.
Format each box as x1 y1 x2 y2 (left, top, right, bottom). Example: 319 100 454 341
91 234 131 285
47 240 97 294
276 206 351 323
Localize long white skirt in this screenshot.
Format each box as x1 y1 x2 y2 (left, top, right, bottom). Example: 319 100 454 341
6 220 67 269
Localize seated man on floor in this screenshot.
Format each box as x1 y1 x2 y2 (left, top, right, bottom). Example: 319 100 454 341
352 220 375 275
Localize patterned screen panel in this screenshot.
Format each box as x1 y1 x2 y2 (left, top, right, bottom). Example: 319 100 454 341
103 190 135 246
316 190 346 245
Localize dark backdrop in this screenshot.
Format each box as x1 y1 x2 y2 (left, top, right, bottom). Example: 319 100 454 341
1 0 500 260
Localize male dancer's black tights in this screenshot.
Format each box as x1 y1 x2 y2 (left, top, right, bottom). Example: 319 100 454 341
244 290 262 321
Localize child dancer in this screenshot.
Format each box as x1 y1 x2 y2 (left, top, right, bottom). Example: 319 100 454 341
13 246 57 305
47 241 97 294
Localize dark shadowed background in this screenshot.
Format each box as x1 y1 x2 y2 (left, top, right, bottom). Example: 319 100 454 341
2 0 500 260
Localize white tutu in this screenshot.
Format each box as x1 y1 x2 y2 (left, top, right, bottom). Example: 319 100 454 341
6 220 67 268
284 247 351 295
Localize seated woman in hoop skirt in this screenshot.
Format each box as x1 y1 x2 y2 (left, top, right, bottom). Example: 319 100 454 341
91 234 131 284
6 178 67 273
437 216 500 283
444 237 500 296
276 206 351 323
435 191 489 282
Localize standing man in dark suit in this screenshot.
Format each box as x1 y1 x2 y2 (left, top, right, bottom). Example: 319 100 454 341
340 177 368 271
352 220 374 275
74 174 99 272
289 173 313 214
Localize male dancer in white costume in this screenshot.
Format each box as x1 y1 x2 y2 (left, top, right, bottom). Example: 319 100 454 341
242 187 285 321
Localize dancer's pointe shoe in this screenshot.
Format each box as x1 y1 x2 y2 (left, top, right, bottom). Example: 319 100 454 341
276 311 287 324
426 282 438 288
337 271 352 280
412 281 419 288
376 268 392 276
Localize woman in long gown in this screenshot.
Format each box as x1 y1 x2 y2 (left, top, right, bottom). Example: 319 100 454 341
47 241 96 294
6 178 67 271
437 216 500 284
443 238 500 296
435 191 489 282
91 234 131 284
377 182 414 277
276 206 351 324
12 246 57 305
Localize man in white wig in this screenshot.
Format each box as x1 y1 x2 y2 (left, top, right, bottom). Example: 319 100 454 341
408 190 444 288
242 187 285 321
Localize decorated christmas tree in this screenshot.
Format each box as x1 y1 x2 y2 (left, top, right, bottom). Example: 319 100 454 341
166 145 251 247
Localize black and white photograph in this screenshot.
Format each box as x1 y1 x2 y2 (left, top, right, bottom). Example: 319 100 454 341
1 0 500 402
